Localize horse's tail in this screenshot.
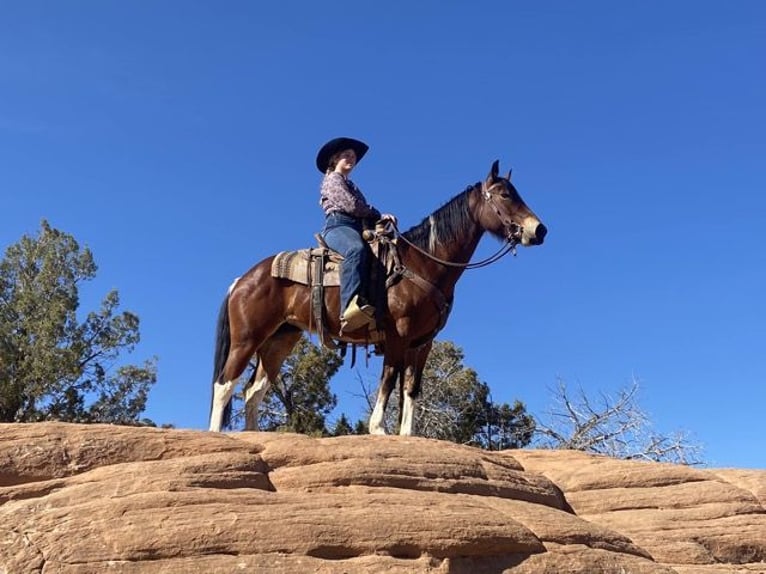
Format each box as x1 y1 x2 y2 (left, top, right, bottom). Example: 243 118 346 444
211 292 233 429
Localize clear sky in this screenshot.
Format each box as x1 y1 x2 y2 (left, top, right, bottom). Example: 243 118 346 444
2 2 764 468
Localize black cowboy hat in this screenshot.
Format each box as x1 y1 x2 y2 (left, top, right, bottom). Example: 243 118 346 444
316 137 369 173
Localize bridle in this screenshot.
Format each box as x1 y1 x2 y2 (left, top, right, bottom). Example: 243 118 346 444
482 180 524 245
391 180 521 270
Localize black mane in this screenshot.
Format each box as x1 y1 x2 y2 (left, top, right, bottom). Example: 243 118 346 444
402 183 480 250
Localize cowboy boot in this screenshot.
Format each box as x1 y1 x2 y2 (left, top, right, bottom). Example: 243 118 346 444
340 294 376 333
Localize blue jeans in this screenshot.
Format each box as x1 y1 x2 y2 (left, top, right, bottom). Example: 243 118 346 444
322 212 369 316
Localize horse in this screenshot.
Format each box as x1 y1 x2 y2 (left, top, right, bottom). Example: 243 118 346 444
208 160 547 434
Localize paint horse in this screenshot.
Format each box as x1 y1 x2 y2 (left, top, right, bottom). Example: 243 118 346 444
209 161 547 434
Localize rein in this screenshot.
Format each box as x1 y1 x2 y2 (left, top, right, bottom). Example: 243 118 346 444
393 226 517 269
390 182 520 270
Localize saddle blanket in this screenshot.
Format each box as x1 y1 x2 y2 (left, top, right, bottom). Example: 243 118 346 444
271 249 341 287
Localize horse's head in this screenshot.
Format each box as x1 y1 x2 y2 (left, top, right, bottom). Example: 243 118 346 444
477 160 547 247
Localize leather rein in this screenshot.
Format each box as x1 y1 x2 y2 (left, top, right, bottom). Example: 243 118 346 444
390 181 521 270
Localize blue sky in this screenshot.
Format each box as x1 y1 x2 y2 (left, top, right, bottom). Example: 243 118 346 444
2 2 764 468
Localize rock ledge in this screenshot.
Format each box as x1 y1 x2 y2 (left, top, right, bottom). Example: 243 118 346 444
1 423 763 573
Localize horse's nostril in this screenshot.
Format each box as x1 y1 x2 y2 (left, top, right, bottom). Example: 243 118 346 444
536 223 548 243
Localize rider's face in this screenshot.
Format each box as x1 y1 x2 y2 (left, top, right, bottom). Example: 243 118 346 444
333 149 357 175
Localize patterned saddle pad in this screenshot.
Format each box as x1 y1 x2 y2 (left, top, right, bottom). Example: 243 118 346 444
271 249 342 286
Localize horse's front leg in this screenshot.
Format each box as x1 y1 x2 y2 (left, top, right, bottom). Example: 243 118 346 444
210 341 257 432
399 341 433 436
399 363 416 436
369 361 400 435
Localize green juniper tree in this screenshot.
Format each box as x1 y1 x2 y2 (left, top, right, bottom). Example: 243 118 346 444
330 413 355 436
475 399 535 450
354 340 533 448
255 335 343 434
0 220 157 424
414 341 533 447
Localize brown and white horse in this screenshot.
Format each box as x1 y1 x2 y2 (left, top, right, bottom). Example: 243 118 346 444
209 161 546 433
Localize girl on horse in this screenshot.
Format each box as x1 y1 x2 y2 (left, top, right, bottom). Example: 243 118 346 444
317 137 396 334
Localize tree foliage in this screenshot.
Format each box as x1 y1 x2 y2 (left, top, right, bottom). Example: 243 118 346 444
255 335 343 434
533 377 705 465
474 399 536 451
0 220 157 423
356 340 534 449
329 413 355 437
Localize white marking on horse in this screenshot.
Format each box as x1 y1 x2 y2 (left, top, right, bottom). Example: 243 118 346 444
400 392 416 436
369 397 387 435
209 380 236 432
243 371 270 429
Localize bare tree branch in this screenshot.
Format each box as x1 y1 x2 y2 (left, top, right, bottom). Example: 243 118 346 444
533 377 705 465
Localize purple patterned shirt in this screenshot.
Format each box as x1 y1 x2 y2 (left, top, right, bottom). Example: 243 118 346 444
319 172 381 220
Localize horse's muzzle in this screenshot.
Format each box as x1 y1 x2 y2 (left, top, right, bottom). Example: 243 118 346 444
522 221 547 246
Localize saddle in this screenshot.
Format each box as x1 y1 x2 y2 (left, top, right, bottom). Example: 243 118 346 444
271 247 342 287
270 222 401 349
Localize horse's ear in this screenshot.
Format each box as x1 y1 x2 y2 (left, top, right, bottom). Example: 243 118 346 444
488 160 500 182
507 168 513 181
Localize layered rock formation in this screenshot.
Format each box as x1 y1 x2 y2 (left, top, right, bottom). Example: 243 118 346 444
0 423 763 573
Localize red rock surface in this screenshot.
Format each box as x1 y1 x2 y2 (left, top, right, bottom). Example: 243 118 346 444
0 423 763 573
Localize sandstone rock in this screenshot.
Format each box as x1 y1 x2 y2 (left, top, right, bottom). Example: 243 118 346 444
0 423 763 573
512 449 766 573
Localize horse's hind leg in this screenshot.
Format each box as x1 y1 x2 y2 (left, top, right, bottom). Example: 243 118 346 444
243 325 302 430
209 340 258 431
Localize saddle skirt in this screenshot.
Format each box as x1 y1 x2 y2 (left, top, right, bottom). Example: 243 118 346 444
271 248 342 286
